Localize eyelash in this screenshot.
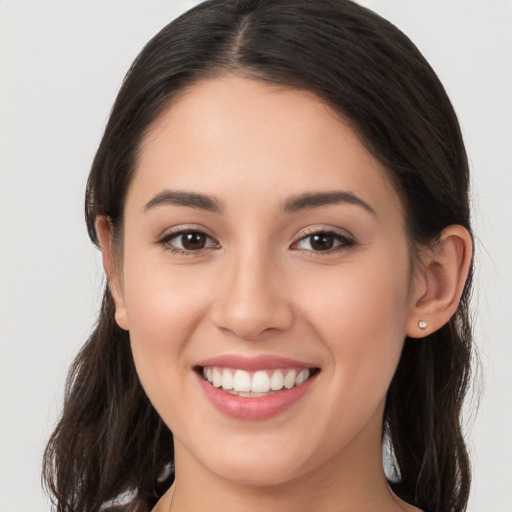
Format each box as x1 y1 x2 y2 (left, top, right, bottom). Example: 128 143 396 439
293 229 356 256
156 228 356 257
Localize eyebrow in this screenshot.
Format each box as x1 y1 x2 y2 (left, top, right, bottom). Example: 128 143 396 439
281 190 376 216
143 189 375 216
144 190 224 213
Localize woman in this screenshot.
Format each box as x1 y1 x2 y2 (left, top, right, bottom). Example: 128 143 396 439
43 1 475 511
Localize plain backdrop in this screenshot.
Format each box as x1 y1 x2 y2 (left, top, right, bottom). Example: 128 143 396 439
0 1 511 511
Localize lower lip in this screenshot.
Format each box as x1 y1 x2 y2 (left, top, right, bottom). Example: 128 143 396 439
196 371 318 420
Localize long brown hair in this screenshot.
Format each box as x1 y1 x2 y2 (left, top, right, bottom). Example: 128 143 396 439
43 1 475 511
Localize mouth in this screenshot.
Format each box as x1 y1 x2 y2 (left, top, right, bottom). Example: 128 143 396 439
195 366 321 397
193 354 321 419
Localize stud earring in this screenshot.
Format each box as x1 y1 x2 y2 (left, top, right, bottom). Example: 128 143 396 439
418 320 427 330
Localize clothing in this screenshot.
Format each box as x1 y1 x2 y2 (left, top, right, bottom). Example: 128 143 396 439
100 467 174 512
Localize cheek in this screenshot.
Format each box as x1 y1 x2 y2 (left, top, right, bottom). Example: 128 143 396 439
121 256 211 397
300 254 411 402
122 235 212 330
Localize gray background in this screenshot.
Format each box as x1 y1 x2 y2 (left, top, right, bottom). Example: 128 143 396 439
1 1 511 510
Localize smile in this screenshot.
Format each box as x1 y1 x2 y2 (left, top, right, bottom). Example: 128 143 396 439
194 356 321 420
201 367 317 396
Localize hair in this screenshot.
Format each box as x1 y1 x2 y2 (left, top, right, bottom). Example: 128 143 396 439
43 1 475 511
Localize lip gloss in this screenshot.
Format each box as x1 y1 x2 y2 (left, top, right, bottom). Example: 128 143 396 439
196 370 318 420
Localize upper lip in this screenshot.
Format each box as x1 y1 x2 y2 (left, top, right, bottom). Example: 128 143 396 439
195 354 318 372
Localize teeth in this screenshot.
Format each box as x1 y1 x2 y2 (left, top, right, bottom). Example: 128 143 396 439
284 369 296 389
252 370 270 393
222 368 234 390
296 369 310 386
202 367 314 393
270 370 284 390
233 369 251 392
212 368 222 387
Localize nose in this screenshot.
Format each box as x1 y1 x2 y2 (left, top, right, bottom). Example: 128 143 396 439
210 249 294 340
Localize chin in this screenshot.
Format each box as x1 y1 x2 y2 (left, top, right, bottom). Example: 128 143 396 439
210 459 305 487
195 438 316 487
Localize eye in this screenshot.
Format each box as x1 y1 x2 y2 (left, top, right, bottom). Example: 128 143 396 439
293 230 355 254
158 230 218 255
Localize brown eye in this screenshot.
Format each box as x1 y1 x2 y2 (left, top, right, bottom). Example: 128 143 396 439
159 230 218 254
295 231 355 254
181 232 207 250
310 233 335 251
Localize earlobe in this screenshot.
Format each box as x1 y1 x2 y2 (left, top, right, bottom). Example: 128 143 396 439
406 225 472 338
95 216 129 331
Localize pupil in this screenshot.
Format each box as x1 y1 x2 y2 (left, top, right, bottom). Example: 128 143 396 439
182 232 205 250
311 234 334 251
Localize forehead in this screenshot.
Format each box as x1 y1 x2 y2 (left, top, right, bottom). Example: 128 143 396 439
130 75 403 221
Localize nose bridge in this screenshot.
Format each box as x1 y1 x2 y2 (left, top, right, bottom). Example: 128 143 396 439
211 241 293 339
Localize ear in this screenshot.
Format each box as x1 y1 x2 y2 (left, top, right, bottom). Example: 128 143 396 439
95 216 129 331
406 225 473 338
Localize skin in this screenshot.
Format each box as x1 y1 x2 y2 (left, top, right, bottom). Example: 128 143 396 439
97 75 472 512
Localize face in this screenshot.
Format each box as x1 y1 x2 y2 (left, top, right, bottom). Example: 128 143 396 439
112 76 418 486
